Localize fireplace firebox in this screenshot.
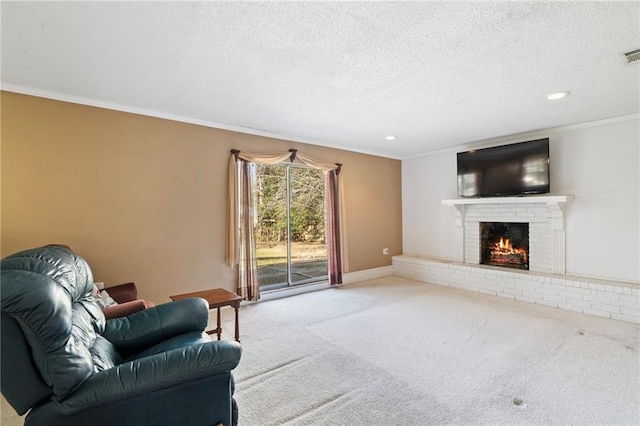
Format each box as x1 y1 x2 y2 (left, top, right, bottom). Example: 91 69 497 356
480 222 529 270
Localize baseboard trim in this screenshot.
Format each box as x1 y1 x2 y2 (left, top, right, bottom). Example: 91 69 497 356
342 266 393 284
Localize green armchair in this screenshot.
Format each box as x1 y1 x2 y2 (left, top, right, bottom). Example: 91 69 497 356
1 245 241 426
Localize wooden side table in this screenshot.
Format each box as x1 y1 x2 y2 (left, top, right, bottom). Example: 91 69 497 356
170 288 242 342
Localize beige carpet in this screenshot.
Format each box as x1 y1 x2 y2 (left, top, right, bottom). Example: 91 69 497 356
231 276 639 425
2 276 638 425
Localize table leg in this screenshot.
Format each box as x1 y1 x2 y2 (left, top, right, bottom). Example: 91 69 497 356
234 305 240 342
216 307 222 340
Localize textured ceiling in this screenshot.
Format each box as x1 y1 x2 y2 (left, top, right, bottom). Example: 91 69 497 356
2 1 638 159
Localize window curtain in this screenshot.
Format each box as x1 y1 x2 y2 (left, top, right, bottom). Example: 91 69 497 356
226 149 345 301
325 166 343 285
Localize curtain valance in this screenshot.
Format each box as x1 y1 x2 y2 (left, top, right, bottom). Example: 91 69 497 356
230 149 341 171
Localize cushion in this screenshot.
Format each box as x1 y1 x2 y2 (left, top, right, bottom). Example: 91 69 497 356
99 290 118 307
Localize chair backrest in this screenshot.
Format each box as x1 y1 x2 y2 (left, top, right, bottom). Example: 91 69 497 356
0 245 107 412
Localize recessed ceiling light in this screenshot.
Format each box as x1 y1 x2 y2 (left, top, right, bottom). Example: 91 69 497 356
547 91 569 100
385 135 397 141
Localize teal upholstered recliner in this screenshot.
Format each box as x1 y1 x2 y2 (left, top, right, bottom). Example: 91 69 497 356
1 245 241 426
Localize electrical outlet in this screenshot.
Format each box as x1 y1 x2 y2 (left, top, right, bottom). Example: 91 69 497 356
382 248 389 255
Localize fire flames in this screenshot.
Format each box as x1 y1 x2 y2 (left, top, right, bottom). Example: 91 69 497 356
491 238 527 263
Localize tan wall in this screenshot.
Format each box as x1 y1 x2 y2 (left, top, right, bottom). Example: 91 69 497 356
1 92 402 303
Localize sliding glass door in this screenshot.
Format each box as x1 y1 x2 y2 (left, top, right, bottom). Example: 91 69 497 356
255 163 328 290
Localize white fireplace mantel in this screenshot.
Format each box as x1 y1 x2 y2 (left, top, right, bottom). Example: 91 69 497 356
441 195 573 229
442 195 573 207
441 195 573 274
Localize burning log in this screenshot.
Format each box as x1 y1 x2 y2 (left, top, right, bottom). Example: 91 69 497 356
489 237 527 266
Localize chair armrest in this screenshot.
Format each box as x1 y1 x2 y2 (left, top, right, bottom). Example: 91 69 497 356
56 340 242 415
103 300 149 320
105 282 137 303
102 298 209 353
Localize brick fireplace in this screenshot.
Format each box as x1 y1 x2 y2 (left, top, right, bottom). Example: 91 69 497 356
450 197 568 273
392 195 640 324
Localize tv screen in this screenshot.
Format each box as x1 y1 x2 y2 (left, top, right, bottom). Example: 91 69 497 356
457 138 550 198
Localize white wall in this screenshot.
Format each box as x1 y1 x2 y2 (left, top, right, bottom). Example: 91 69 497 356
402 115 639 283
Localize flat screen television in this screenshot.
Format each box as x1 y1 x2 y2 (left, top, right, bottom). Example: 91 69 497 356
457 138 550 198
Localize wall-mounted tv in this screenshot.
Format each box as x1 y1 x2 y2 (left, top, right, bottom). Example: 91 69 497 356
457 138 550 198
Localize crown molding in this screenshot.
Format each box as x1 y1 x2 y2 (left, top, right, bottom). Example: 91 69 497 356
402 113 640 161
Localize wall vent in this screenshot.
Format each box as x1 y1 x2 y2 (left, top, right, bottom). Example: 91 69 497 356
624 49 640 63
